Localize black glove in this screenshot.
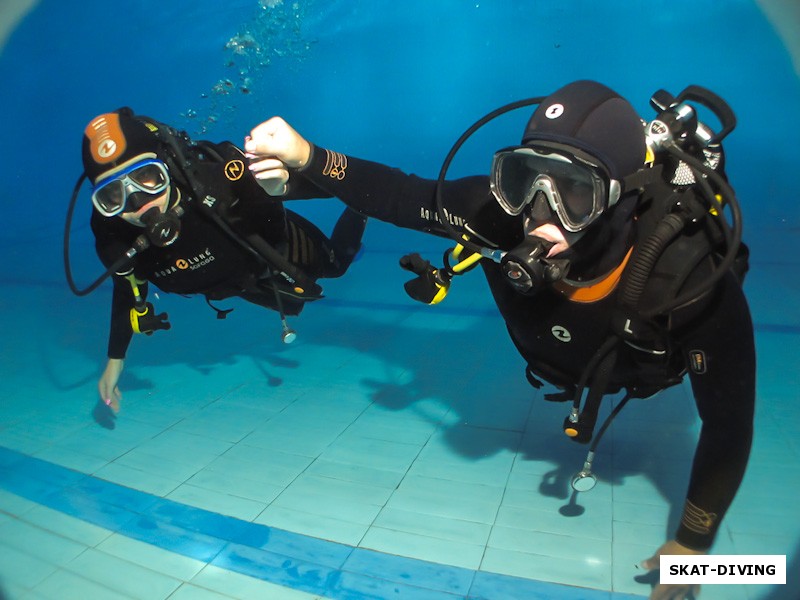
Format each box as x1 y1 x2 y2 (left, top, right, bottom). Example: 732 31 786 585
399 253 450 304
131 303 171 335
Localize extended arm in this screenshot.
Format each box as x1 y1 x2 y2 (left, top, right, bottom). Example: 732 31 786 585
91 213 145 412
245 117 488 237
211 139 333 203
675 272 755 550
643 271 755 599
94 273 141 412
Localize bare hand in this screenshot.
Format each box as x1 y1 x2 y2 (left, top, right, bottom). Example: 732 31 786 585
641 540 704 599
245 117 312 196
246 156 290 196
98 358 123 414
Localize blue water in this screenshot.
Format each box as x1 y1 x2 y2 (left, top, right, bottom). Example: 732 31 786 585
0 1 798 599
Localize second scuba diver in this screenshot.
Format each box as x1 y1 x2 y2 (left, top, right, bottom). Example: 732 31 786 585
243 80 755 600
70 108 367 413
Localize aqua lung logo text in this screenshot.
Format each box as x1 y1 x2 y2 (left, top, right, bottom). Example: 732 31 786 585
154 248 216 278
551 325 571 342
419 207 465 228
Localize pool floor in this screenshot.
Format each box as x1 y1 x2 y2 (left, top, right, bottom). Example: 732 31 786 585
0 241 797 600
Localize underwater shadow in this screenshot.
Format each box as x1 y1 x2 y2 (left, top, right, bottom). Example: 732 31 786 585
48 286 301 391
303 294 700 538
50 271 699 544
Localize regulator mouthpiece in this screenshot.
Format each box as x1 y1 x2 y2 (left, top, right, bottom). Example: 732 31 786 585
141 206 183 247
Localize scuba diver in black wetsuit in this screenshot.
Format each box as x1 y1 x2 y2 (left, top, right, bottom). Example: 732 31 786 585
244 81 755 600
65 108 367 414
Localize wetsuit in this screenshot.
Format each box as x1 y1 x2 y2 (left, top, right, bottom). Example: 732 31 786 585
287 145 755 551
92 141 364 360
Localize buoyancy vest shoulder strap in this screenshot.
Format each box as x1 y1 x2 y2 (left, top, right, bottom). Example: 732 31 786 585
176 141 324 301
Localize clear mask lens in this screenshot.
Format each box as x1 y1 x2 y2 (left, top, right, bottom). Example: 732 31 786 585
94 180 126 214
129 162 168 190
491 145 610 232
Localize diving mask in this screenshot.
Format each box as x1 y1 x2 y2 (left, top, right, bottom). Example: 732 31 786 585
490 142 621 232
92 158 170 217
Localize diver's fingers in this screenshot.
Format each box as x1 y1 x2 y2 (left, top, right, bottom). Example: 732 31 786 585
261 179 289 196
108 387 121 414
246 156 286 175
250 163 290 196
249 164 289 185
245 117 311 167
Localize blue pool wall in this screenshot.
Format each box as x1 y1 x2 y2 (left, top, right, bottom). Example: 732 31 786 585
0 0 797 287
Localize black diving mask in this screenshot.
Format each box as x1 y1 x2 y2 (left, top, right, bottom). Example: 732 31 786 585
490 141 621 232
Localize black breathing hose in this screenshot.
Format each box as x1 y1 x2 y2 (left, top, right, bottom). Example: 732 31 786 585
434 97 545 256
639 141 743 318
619 212 688 310
570 335 620 412
64 173 146 296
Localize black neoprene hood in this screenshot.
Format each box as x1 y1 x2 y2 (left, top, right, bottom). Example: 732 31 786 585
521 80 647 181
82 108 161 184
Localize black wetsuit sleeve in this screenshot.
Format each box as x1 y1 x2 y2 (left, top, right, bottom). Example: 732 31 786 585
91 213 140 359
106 275 142 359
295 144 496 238
283 172 336 201
673 271 755 550
211 140 333 203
